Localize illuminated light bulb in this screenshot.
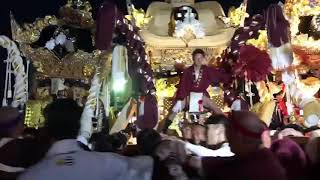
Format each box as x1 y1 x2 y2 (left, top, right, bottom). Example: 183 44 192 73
113 78 127 92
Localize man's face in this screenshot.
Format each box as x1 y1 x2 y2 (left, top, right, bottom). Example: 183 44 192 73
207 124 226 145
193 53 205 67
192 125 206 144
182 126 192 140
154 141 173 161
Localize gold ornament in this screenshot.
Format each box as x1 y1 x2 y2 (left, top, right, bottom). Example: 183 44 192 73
125 5 152 28
10 0 102 79
25 100 51 128
21 45 102 79
83 64 95 77
246 30 268 51
227 3 249 27
182 29 196 44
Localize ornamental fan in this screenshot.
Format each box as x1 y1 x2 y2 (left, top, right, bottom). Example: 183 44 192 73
234 45 272 82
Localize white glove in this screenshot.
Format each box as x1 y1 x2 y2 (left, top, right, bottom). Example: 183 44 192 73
304 114 319 128
172 100 183 113
282 71 295 85
231 99 241 111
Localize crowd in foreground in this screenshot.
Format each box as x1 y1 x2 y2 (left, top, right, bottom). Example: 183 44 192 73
1 98 320 180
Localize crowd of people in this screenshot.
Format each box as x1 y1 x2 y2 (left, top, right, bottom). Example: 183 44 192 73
1 98 320 180
1 49 320 180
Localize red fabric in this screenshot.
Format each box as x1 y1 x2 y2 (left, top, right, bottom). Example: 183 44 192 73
234 45 272 82
278 100 288 116
136 95 158 129
175 65 220 100
202 148 287 180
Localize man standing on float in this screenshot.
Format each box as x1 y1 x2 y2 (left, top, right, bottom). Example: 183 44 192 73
163 49 224 132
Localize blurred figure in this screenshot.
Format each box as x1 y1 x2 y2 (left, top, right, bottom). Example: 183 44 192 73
152 140 188 180
305 137 320 165
270 138 307 180
191 123 206 146
189 111 286 180
19 99 153 180
277 128 304 139
137 128 162 155
180 123 192 142
206 114 229 150
0 107 49 180
162 49 223 133
89 132 114 152
305 137 320 180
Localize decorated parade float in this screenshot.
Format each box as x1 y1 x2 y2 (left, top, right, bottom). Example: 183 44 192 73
1 0 320 139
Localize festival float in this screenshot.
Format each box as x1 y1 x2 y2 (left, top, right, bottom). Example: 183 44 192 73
1 0 320 139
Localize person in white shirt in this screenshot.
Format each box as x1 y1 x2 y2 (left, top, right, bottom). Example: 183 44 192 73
162 114 234 158
184 141 233 157
183 114 234 157
19 99 153 180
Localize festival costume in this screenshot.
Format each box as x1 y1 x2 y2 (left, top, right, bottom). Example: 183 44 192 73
266 4 293 71
176 65 220 100
162 65 221 132
173 65 220 112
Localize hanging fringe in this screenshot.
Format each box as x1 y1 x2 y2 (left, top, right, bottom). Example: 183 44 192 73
79 72 101 140
0 35 28 108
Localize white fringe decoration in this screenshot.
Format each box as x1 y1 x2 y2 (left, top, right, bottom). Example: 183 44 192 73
79 72 101 140
174 19 205 39
0 35 28 108
174 7 205 39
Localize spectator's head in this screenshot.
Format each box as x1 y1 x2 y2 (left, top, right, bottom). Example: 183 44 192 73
89 132 114 152
109 132 128 150
192 49 205 67
270 138 307 179
206 114 228 146
43 98 82 140
137 128 162 155
153 140 186 163
226 111 270 156
181 123 192 141
0 107 24 138
278 124 305 139
278 128 304 139
304 126 320 138
153 140 173 161
191 123 206 145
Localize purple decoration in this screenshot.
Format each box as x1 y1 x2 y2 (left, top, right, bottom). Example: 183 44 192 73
265 4 290 47
96 2 158 128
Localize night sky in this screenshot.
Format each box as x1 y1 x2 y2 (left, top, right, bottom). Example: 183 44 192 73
0 0 284 37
